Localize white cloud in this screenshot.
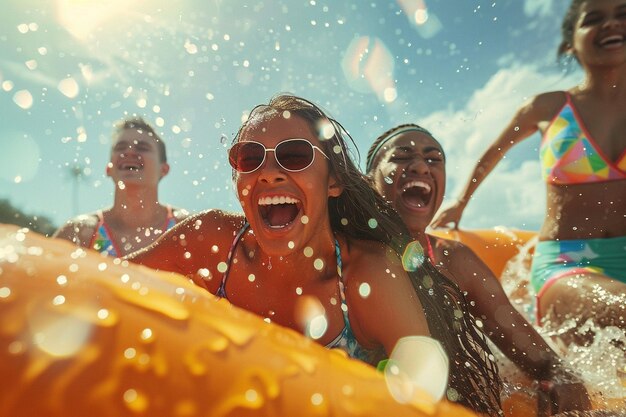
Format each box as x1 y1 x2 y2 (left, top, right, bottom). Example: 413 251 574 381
415 63 580 231
523 0 555 18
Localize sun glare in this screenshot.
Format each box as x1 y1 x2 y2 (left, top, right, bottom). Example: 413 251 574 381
55 0 137 40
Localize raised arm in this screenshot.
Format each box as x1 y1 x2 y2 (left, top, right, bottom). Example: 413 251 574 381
431 94 551 229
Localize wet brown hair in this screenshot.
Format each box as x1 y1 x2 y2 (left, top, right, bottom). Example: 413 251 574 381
234 94 503 415
558 0 587 61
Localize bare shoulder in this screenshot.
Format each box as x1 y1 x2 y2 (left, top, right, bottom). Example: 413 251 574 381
173 209 246 245
53 212 100 246
344 238 394 266
341 238 405 287
172 206 192 222
428 235 499 291
522 91 568 122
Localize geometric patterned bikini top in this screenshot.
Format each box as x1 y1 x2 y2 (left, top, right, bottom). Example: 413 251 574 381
89 205 177 257
540 92 626 185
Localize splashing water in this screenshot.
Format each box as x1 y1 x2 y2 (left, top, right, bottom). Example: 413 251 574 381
498 233 626 410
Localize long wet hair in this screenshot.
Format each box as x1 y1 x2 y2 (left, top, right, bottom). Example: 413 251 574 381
233 94 503 415
557 0 586 62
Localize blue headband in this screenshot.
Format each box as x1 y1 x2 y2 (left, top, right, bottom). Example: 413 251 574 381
366 126 432 172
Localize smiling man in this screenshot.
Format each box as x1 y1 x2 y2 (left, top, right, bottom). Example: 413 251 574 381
53 117 189 257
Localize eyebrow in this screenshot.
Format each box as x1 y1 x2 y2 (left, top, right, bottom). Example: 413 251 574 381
394 145 443 154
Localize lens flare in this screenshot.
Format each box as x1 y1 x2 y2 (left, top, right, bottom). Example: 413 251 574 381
341 36 396 102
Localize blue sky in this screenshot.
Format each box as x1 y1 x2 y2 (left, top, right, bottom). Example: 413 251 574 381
0 0 582 231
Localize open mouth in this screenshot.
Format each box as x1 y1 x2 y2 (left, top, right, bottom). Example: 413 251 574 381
119 161 143 172
400 180 432 209
258 196 302 229
599 34 624 48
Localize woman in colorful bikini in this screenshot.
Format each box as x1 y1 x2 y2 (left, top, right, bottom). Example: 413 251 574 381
129 94 503 415
54 117 189 257
367 124 591 415
432 0 626 334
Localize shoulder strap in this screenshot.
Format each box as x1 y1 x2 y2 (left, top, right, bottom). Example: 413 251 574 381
216 221 250 298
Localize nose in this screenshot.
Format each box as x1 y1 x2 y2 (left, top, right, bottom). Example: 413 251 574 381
257 150 287 183
603 14 621 29
406 156 430 175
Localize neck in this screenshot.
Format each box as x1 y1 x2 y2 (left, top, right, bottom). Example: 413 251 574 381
110 186 163 226
409 228 429 247
580 65 626 97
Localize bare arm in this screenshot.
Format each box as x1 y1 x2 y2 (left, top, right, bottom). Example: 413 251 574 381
431 93 554 229
52 214 98 248
442 241 590 411
128 210 244 289
346 243 449 400
346 243 431 353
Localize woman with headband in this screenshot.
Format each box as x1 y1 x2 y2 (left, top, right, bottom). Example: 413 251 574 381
367 124 590 415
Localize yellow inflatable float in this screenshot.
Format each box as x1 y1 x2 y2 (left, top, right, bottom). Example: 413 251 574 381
0 224 476 417
430 227 536 279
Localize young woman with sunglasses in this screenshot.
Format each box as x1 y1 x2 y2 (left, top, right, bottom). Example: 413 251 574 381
128 94 502 415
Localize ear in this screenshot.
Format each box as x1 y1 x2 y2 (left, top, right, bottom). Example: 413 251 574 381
327 175 343 197
160 162 170 179
105 162 112 177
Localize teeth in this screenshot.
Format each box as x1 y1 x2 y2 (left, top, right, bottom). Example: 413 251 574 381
600 35 624 45
402 180 431 193
258 196 300 206
120 162 142 170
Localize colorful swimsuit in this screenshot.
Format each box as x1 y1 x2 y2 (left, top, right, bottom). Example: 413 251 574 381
89 206 177 257
532 92 626 320
218 222 385 365
540 92 626 184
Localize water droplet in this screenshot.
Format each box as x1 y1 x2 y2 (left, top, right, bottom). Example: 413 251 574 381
58 77 80 98
402 241 425 271
13 90 33 109
358 283 371 298
0 287 11 299
311 392 324 405
123 388 149 412
368 218 378 229
303 247 314 257
217 262 228 273
313 258 324 271
300 215 309 224
384 176 394 184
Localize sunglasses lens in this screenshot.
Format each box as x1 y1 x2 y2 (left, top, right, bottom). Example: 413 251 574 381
229 142 265 172
276 140 315 171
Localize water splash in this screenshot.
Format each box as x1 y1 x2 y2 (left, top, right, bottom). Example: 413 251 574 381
499 234 626 410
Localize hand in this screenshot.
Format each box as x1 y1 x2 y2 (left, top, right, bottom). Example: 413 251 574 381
431 201 466 230
537 377 591 415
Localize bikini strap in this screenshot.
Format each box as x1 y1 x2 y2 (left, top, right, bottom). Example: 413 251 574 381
426 236 436 264
334 239 350 318
216 221 250 298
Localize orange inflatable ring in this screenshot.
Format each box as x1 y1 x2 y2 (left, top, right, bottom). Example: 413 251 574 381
429 228 537 278
0 224 477 417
